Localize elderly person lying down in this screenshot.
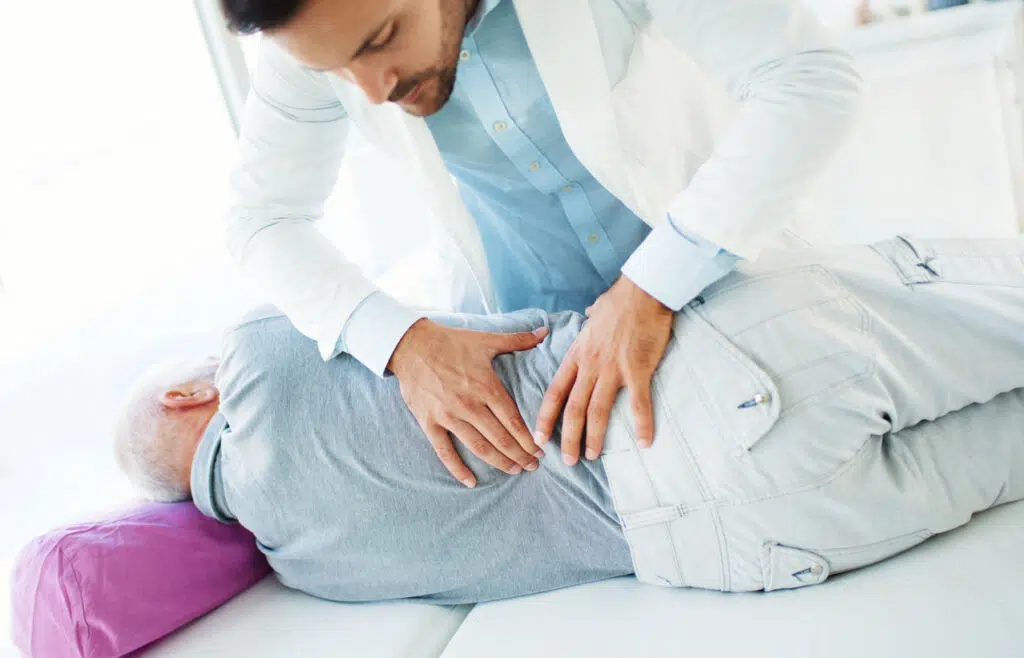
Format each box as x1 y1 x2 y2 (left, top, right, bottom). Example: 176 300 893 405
115 236 1024 602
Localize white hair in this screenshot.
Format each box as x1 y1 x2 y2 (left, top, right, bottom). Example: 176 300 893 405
113 359 217 502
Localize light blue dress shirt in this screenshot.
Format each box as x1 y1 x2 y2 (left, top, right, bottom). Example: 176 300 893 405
340 0 738 374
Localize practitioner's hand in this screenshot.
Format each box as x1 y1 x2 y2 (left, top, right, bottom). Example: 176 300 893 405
535 276 672 465
387 319 548 488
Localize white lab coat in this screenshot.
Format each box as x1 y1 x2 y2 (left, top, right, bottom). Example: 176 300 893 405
226 0 864 360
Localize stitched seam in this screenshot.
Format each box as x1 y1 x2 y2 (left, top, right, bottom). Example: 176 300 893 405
777 295 879 418
915 280 1024 289
67 550 90 653
724 295 842 342
606 372 685 584
811 530 933 557
668 434 878 514
648 359 692 585
699 265 837 305
666 345 731 589
870 242 921 285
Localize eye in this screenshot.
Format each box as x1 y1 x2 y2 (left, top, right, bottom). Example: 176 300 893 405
367 22 398 51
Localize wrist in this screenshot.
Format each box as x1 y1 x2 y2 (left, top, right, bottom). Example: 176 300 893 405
622 275 672 315
387 318 432 378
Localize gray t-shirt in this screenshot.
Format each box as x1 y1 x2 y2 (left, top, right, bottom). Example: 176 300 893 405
191 306 634 604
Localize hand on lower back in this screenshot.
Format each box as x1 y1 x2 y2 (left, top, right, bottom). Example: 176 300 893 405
535 276 673 465
387 319 549 487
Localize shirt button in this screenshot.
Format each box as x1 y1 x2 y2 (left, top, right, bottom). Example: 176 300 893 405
459 49 471 62
528 162 540 172
588 233 600 244
493 121 507 133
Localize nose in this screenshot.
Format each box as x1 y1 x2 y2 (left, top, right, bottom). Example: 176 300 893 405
344 61 400 105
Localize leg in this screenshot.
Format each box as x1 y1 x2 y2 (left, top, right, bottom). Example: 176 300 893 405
745 236 1024 433
723 387 1024 588
604 236 1024 591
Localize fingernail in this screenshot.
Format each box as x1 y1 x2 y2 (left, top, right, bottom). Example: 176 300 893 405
533 449 546 459
462 478 476 488
563 453 578 466
585 448 598 461
533 430 548 446
533 327 549 338
638 439 652 449
525 462 538 472
509 465 523 475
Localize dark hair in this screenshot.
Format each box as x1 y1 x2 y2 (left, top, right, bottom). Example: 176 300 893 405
220 0 305 34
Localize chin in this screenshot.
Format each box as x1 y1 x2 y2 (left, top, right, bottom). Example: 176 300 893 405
400 72 457 118
401 92 445 118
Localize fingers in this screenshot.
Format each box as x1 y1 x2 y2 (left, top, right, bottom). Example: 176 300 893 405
534 348 579 446
487 383 546 463
424 423 478 488
559 368 597 466
584 378 621 461
488 327 549 355
468 397 540 471
629 375 656 448
448 418 524 475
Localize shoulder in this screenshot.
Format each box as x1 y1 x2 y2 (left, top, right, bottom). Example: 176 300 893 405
223 305 298 349
252 39 347 120
219 306 322 388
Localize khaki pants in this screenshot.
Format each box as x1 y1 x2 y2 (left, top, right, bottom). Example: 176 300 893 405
602 236 1024 591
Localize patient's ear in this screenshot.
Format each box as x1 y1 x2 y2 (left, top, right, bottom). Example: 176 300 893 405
160 384 219 410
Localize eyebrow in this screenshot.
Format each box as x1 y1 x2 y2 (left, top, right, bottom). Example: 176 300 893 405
306 17 391 73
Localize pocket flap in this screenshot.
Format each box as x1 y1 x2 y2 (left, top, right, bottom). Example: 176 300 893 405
680 309 782 453
761 543 831 591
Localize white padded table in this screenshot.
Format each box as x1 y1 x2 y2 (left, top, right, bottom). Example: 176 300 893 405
442 501 1024 658
142 576 470 658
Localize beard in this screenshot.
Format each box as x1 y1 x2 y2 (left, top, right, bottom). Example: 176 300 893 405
388 0 472 116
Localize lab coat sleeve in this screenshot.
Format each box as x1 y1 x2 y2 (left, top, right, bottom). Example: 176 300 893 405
627 0 865 262
225 40 416 368
622 219 739 311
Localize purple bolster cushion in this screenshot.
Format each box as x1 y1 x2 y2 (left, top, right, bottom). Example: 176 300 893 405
10 502 270 658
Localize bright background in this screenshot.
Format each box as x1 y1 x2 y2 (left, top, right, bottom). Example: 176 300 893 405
1 0 1019 654
0 2 249 652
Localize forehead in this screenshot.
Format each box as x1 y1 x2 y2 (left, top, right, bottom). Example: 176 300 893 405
271 0 404 69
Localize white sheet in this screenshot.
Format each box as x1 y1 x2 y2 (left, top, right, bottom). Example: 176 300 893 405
143 576 470 658
442 501 1024 658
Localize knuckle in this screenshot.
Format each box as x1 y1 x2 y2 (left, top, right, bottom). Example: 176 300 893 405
466 438 492 456
561 427 581 445
453 393 477 411
491 436 516 453
565 401 587 417
434 447 458 463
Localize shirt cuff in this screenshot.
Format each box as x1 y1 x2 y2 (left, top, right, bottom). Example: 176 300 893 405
333 292 424 377
621 217 740 311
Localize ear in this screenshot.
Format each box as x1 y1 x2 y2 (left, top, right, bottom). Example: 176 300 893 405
160 384 219 410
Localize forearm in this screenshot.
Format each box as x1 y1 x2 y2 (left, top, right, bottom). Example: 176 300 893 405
640 0 865 258
227 39 371 359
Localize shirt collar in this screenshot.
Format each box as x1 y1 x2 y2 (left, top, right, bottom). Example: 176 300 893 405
190 412 237 524
465 0 503 36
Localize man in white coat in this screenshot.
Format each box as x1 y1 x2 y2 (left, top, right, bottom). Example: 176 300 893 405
220 0 864 486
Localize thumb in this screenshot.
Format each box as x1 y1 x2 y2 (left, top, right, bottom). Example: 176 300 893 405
488 326 549 354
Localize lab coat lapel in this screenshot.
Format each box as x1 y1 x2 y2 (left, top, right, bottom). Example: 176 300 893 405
393 110 496 312
335 80 496 313
513 0 633 215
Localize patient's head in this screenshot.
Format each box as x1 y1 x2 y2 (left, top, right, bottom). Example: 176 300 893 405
114 357 221 502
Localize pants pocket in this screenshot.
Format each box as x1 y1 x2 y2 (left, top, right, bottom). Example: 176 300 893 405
809 529 935 575
871 235 1024 288
761 530 934 591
